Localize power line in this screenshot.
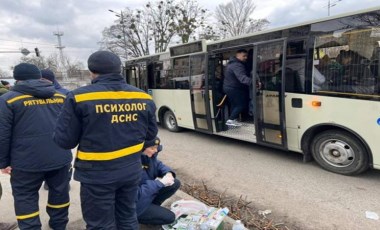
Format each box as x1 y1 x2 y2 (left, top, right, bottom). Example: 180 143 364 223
0 38 55 46
322 0 343 16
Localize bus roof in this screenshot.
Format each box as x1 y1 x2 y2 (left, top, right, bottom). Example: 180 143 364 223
126 51 168 62
208 6 380 46
125 6 380 62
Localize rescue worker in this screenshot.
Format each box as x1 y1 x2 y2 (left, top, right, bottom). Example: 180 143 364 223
1 80 11 90
137 137 181 226
40 69 71 191
53 51 158 229
41 69 70 95
0 81 9 95
0 63 72 230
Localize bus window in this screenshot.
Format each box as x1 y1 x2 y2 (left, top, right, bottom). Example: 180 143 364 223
153 62 163 89
158 59 173 89
190 55 206 89
132 63 147 91
285 40 306 93
171 57 190 89
313 27 379 97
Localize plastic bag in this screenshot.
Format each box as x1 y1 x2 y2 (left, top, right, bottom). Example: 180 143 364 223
170 199 209 219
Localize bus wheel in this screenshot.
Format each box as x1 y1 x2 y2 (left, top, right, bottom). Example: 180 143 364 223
163 111 180 132
311 130 369 175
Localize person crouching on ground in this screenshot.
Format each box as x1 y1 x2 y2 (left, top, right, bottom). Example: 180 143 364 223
137 137 181 225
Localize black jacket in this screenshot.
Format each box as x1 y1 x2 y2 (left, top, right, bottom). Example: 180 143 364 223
0 79 72 171
53 73 158 184
223 57 252 89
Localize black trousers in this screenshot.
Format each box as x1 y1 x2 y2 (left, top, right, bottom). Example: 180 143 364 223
11 165 71 230
138 179 181 225
223 87 249 120
80 174 141 230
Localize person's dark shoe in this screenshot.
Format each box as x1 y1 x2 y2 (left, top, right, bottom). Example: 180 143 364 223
0 222 18 230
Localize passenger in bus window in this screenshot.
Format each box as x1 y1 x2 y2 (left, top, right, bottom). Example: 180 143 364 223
223 49 252 127
336 50 373 93
312 66 326 91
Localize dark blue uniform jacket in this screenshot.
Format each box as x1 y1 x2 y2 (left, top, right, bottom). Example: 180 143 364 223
223 57 252 89
53 74 158 184
0 79 72 171
53 80 69 95
136 149 174 216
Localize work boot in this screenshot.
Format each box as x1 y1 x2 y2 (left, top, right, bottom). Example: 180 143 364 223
0 222 18 230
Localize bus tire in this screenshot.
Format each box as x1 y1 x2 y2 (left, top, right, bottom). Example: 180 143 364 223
163 110 181 132
311 130 369 175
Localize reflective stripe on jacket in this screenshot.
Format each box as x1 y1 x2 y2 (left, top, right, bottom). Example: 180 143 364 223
0 79 72 171
53 73 158 184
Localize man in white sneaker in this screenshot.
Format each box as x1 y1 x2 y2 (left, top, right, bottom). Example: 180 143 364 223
223 49 252 127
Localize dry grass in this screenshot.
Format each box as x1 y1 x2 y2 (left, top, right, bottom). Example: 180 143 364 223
181 180 292 230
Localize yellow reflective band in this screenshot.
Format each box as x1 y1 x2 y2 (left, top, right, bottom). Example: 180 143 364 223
54 93 66 98
47 202 70 209
16 211 39 220
7 95 33 104
74 91 152 103
77 142 144 161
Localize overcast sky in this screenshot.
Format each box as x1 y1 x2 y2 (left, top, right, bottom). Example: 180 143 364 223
0 0 379 76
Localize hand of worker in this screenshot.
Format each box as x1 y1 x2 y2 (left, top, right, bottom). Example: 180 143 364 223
1 166 12 175
165 172 174 180
158 173 175 187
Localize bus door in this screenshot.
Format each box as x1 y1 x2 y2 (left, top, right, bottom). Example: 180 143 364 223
252 39 287 148
189 54 213 132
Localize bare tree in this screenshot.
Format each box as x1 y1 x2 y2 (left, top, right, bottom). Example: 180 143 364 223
100 8 151 59
20 56 49 69
100 0 211 57
215 0 269 38
0 68 9 78
145 0 177 53
64 57 84 78
19 53 84 79
173 0 208 43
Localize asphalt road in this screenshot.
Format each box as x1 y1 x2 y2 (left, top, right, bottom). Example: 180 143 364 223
1 127 380 230
156 128 380 230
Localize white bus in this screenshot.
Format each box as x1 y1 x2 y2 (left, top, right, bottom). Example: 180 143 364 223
125 7 380 175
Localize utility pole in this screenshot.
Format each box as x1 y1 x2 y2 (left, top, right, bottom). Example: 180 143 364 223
108 9 128 61
53 30 68 81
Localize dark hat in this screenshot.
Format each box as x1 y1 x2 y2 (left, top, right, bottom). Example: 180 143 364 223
40 69 55 82
0 80 10 86
143 137 161 150
13 63 41 80
87 51 121 74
